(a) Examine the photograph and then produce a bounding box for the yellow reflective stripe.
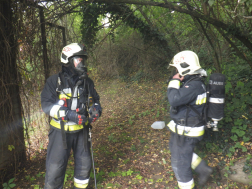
[196,97,206,105]
[167,121,205,137]
[74,182,88,188]
[178,178,195,189]
[59,93,71,99]
[50,119,84,131]
[74,178,89,189]
[191,153,202,170]
[168,80,181,89]
[196,93,207,105]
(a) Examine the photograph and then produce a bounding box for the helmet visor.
[70,56,87,75]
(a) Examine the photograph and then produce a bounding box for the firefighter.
[41,43,102,189]
[167,50,213,189]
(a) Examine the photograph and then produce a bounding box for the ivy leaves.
[208,0,215,7]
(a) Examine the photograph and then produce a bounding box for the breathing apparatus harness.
[171,73,226,132]
[56,70,92,150]
[178,73,226,132]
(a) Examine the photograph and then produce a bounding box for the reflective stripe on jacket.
[41,72,100,132]
[50,119,89,132]
[167,75,206,125]
[167,120,205,137]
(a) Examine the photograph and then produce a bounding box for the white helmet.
[169,50,202,76]
[61,43,88,64]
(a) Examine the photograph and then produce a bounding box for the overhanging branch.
[83,0,252,52]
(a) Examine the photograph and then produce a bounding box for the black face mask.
[68,56,88,78]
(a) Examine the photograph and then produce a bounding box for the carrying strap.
[204,83,210,125]
[56,72,65,94]
[60,121,67,149]
[83,124,89,152]
[186,104,205,127]
[175,123,186,147]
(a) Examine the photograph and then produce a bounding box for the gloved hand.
[89,103,102,123]
[66,110,88,125]
[76,106,86,115]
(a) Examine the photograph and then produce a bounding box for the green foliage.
[33,185,42,189]
[8,145,15,151]
[129,115,135,125]
[135,174,143,180]
[80,1,172,58]
[208,0,215,6]
[81,3,106,47]
[240,0,252,12]
[138,136,145,144]
[106,169,135,179]
[2,178,16,189]
[243,159,252,174]
[36,172,42,178]
[108,133,118,142]
[126,169,133,176]
[25,175,35,182]
[131,144,136,151]
[90,170,105,182]
[197,58,252,161]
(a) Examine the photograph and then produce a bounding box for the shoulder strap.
[56,72,64,92]
[56,72,68,94]
[183,75,205,87]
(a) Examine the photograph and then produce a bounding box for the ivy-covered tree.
[82,0,252,68]
[0,0,26,175]
[81,2,174,59]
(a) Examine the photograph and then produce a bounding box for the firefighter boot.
[195,161,213,186]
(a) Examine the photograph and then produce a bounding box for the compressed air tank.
[207,73,226,121]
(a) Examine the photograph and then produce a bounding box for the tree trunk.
[0,0,26,178]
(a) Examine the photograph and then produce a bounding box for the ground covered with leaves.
[6,76,252,189]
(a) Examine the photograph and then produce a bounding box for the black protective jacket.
[167,75,206,126]
[41,69,100,131]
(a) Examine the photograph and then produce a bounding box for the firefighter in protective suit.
[41,43,102,189]
[167,50,213,189]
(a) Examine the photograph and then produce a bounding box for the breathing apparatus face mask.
[68,56,88,79]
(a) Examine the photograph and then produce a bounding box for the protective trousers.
[44,128,91,189]
[169,132,205,189]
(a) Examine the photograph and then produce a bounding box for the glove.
[89,103,102,123]
[66,110,88,125]
[76,106,86,115]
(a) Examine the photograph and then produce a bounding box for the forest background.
[0,0,252,188]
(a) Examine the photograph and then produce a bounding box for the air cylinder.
[207,73,226,121]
